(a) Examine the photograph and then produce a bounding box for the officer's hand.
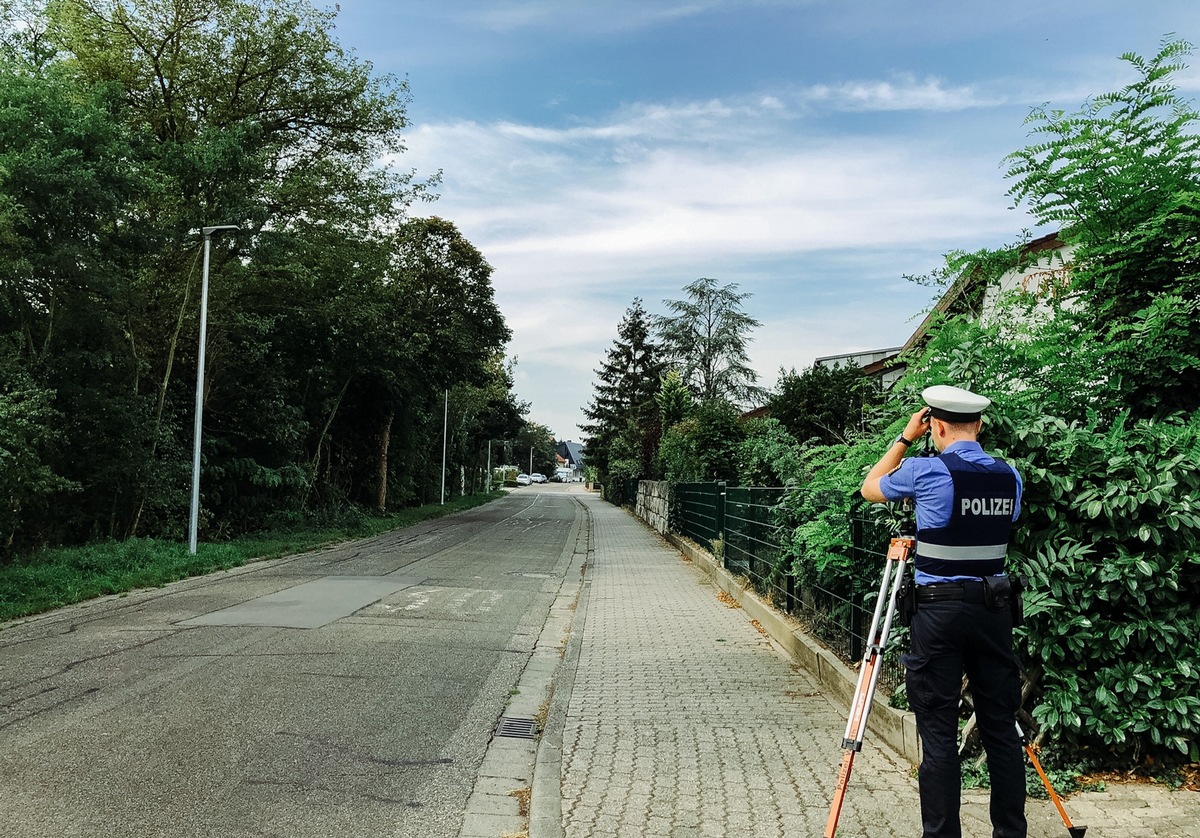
[902,408,931,443]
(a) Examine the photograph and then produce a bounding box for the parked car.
[516,473,531,485]
[530,473,547,483]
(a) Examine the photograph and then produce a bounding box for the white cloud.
[395,86,1037,438]
[802,74,1002,112]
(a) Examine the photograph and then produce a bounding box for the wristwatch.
[894,434,912,447]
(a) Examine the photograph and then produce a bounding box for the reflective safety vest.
[915,451,1018,578]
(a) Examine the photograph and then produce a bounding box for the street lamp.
[188,225,240,554]
[441,389,448,505]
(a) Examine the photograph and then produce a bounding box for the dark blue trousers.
[903,600,1027,838]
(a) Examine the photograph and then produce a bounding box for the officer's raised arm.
[861,407,931,502]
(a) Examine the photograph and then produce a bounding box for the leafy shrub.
[901,299,1200,763]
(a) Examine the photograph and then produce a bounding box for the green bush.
[779,288,1200,767]
[902,301,1200,764]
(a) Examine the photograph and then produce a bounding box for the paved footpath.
[534,494,1200,838]
[548,495,918,837]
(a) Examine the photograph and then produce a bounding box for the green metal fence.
[604,475,640,507]
[674,481,725,544]
[671,482,904,695]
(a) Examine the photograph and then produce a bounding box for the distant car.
[516,473,531,485]
[530,473,547,483]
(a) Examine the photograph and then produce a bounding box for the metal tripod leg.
[1017,720,1087,838]
[823,534,913,838]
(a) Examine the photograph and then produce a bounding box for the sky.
[330,1,1200,443]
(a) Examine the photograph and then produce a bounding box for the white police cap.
[922,384,990,422]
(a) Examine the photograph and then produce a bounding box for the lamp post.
[440,390,448,505]
[188,225,239,554]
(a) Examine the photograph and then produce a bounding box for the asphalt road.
[0,486,588,838]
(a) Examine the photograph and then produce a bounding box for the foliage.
[899,304,1200,762]
[780,41,1200,767]
[655,368,693,429]
[581,298,666,485]
[654,277,766,407]
[511,418,558,478]
[735,417,804,487]
[1005,37,1200,417]
[0,361,79,548]
[658,399,746,484]
[770,362,883,446]
[782,430,891,592]
[0,1,517,556]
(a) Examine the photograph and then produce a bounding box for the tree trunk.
[130,261,197,537]
[376,409,394,512]
[302,374,353,510]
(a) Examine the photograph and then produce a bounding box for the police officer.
[861,385,1026,838]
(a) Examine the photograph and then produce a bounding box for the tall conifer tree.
[581,299,666,483]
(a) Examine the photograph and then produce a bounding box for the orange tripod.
[823,525,914,838]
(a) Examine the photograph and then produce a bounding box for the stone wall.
[634,480,670,534]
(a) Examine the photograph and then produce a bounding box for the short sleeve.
[879,456,955,529]
[879,459,917,502]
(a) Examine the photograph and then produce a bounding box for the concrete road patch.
[178,575,424,629]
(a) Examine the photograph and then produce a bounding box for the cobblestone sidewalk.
[555,496,918,837]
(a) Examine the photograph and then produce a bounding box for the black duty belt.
[916,580,986,604]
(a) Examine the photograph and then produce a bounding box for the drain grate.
[494,716,540,740]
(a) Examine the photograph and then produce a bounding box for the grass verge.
[0,491,505,624]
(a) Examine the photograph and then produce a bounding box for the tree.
[306,216,509,511]
[1,0,57,68]
[0,352,78,550]
[655,368,693,431]
[445,354,525,495]
[769,363,881,446]
[513,420,556,477]
[1004,36,1200,417]
[0,56,157,543]
[0,1,516,549]
[656,399,745,484]
[581,299,666,484]
[654,277,765,407]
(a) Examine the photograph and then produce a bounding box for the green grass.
[0,491,505,624]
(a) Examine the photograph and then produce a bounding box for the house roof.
[557,440,585,465]
[900,231,1064,356]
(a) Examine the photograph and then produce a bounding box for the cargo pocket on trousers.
[901,653,933,713]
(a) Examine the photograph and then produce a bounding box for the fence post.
[715,481,726,567]
[849,511,868,662]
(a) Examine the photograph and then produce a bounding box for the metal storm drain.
[494,716,540,740]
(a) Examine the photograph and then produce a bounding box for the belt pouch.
[983,575,1012,612]
[897,579,916,627]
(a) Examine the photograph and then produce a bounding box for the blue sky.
[331,1,1200,443]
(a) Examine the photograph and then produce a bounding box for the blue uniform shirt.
[878,440,1023,585]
